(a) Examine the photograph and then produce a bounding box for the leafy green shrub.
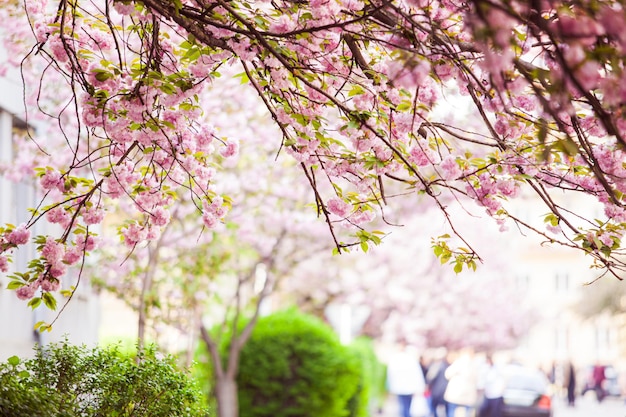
[0,341,210,417]
[237,309,361,417]
[192,340,218,411]
[345,337,386,417]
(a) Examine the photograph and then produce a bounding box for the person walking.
[426,350,450,417]
[477,355,506,417]
[444,347,479,417]
[591,363,606,402]
[387,343,427,417]
[563,361,577,407]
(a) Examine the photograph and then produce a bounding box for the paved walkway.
[552,394,625,417]
[378,394,626,417]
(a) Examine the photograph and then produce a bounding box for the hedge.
[0,341,209,417]
[237,309,362,417]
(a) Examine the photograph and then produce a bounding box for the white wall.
[0,106,101,360]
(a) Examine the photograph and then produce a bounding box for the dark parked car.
[502,364,552,417]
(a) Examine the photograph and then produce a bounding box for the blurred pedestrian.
[426,349,449,417]
[420,355,430,381]
[444,347,479,417]
[387,342,426,417]
[477,355,505,417]
[591,363,606,402]
[563,360,576,407]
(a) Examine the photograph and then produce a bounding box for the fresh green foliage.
[345,338,386,417]
[0,341,210,417]
[236,309,362,417]
[193,317,384,417]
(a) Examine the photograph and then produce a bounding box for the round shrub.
[345,337,386,417]
[237,309,361,417]
[0,341,210,417]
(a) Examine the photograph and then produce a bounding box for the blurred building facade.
[0,65,100,360]
[509,191,625,384]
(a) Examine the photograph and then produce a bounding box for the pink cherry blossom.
[599,233,615,247]
[63,247,83,265]
[327,197,352,218]
[45,207,71,228]
[220,140,240,158]
[269,15,295,34]
[39,169,63,191]
[82,207,105,225]
[121,223,147,247]
[408,146,431,167]
[75,234,98,252]
[439,156,461,180]
[0,255,9,273]
[16,284,37,300]
[202,212,218,229]
[150,206,171,227]
[385,59,431,89]
[40,277,61,292]
[2,0,626,309]
[41,238,65,264]
[7,224,30,245]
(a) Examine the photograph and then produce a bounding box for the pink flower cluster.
[202,196,229,229]
[0,224,31,273]
[327,197,352,218]
[3,226,94,300]
[39,169,64,193]
[7,224,30,245]
[5,0,626,303]
[384,59,431,90]
[0,255,8,273]
[15,275,61,300]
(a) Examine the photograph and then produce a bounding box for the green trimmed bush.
[0,341,210,417]
[346,337,386,417]
[237,309,362,417]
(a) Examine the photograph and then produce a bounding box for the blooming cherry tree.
[283,206,534,351]
[88,72,336,417]
[2,0,626,312]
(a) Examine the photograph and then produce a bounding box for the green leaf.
[440,253,451,264]
[348,85,365,97]
[7,356,19,366]
[94,70,112,82]
[234,71,250,84]
[28,297,41,310]
[396,101,412,112]
[34,321,52,333]
[544,213,559,226]
[369,235,381,245]
[7,280,25,290]
[555,137,579,156]
[468,260,477,271]
[454,262,463,274]
[42,292,58,310]
[60,289,73,298]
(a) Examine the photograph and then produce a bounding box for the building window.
[555,326,569,354]
[595,326,610,356]
[554,273,570,293]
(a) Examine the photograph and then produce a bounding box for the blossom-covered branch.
[2,0,626,311]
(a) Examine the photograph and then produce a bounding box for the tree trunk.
[137,257,154,352]
[137,241,163,354]
[215,375,239,417]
